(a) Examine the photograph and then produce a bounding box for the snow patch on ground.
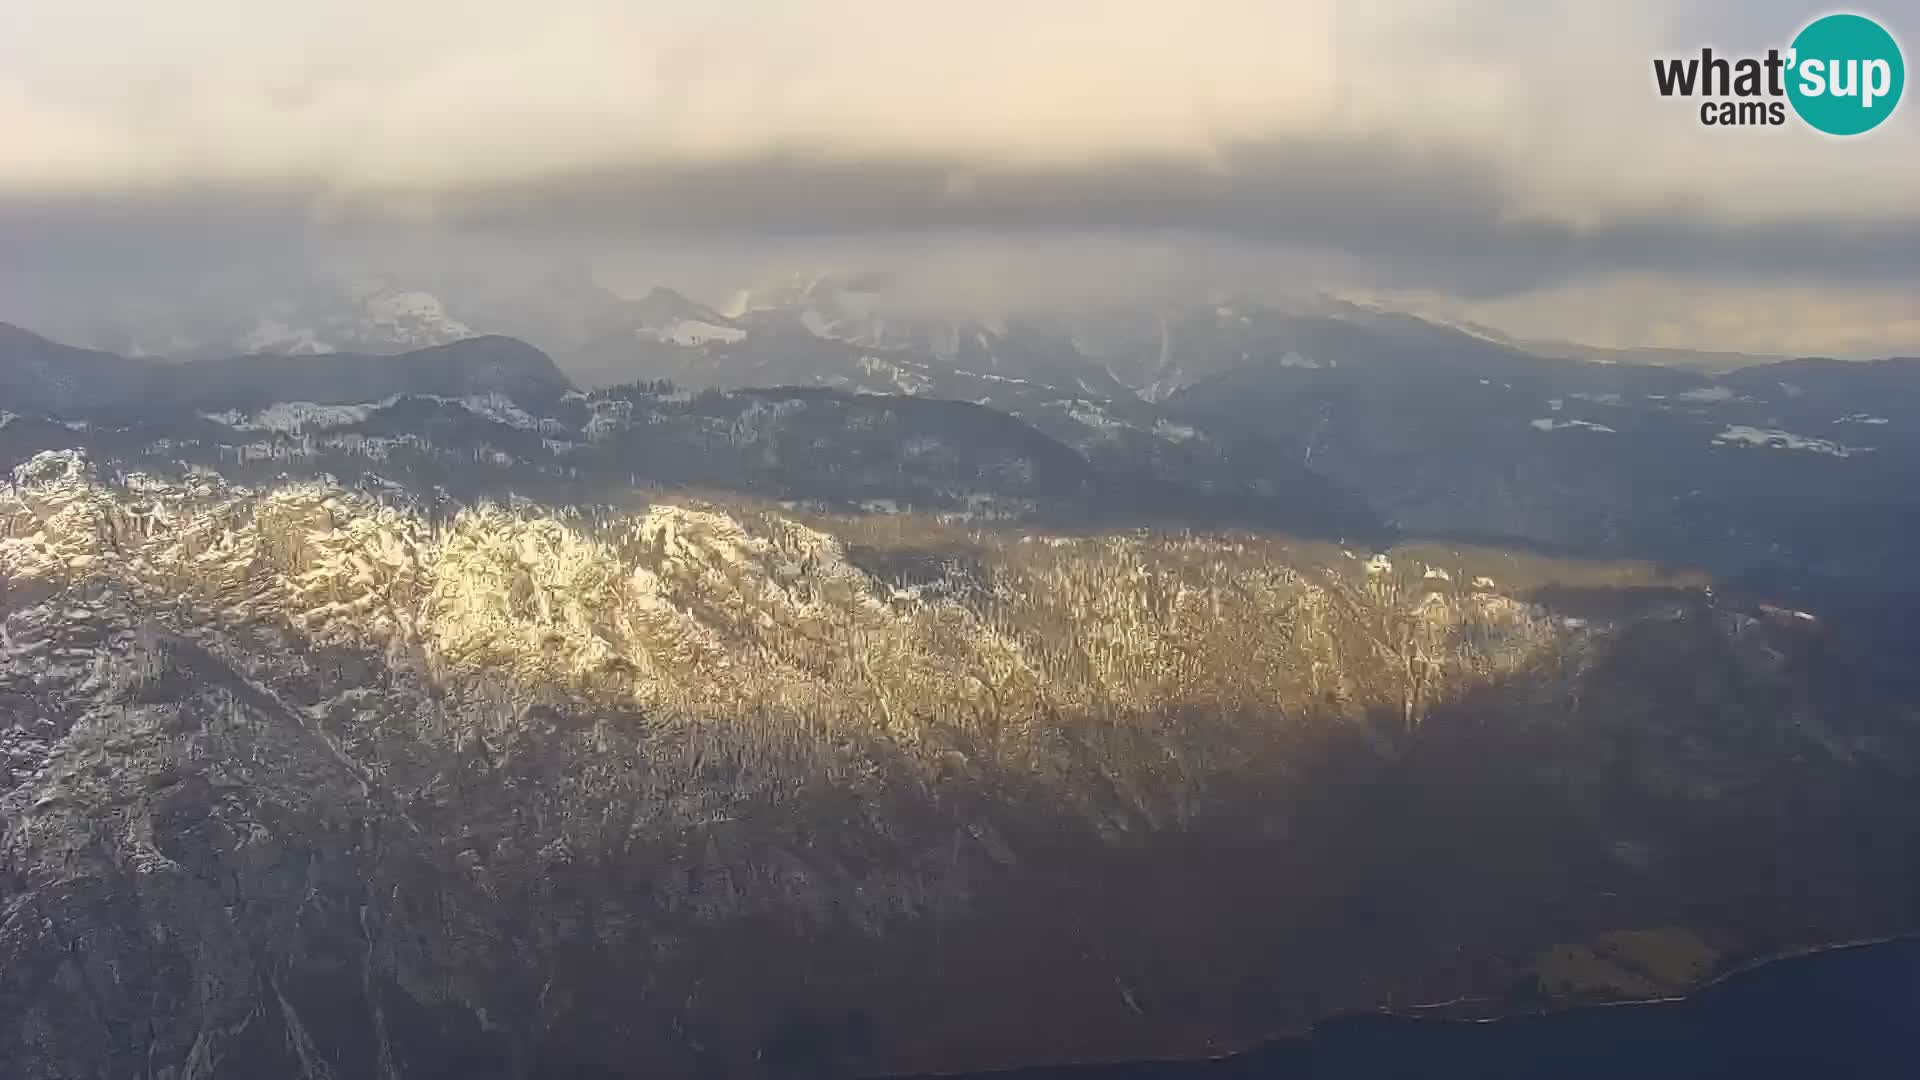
[362,290,473,346]
[204,394,538,435]
[583,399,634,441]
[799,309,835,339]
[1153,420,1198,443]
[240,319,336,355]
[207,402,377,433]
[1835,414,1890,425]
[1676,385,1737,403]
[453,394,538,430]
[1530,418,1617,433]
[956,370,1032,386]
[648,319,746,347]
[857,356,931,395]
[936,493,1033,524]
[1064,400,1131,433]
[1713,426,1864,457]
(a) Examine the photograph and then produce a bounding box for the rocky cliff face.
[5,449,1919,1078]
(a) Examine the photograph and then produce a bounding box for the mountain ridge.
[3,308,1919,1075]
[2,327,577,417]
[4,442,1918,1077]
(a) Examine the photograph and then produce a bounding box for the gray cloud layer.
[2,1,1915,354]
[12,136,1914,291]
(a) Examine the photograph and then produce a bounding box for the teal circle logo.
[1787,14,1905,135]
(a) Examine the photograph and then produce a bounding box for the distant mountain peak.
[0,321,145,414]
[633,285,718,318]
[0,321,58,347]
[623,288,744,348]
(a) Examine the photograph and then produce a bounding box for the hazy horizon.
[3,0,1916,357]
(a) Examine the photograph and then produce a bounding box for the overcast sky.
[2,0,1914,355]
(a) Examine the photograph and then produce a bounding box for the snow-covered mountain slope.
[229,286,473,356]
[0,449,1540,752]
[10,313,1920,610]
[4,301,1918,1078]
[1164,337,1920,600]
[4,366,1383,540]
[6,441,1920,1078]
[114,280,480,361]
[571,276,1139,410]
[625,286,744,344]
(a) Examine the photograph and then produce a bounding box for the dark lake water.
[898,938,1920,1080]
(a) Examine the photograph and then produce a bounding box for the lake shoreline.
[880,934,1920,1079]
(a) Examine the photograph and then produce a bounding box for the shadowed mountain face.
[0,327,574,418]
[1166,331,1920,602]
[471,292,1920,617]
[3,449,1917,1079]
[906,940,1920,1080]
[0,323,145,415]
[17,289,1915,606]
[1,330,1386,539]
[2,322,1919,1078]
[155,335,577,414]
